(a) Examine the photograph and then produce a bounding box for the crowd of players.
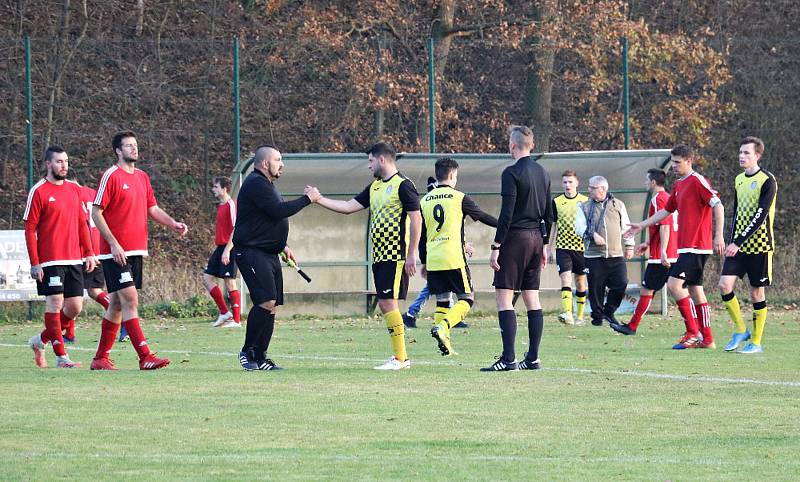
[23,127,777,371]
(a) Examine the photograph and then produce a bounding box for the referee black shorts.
[36,264,84,297]
[234,247,283,306]
[668,253,708,287]
[556,248,586,275]
[204,245,238,278]
[83,262,106,290]
[372,260,409,300]
[641,263,670,292]
[102,256,144,293]
[493,228,544,291]
[427,266,472,296]
[721,251,772,287]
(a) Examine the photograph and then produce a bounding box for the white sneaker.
[56,356,82,368]
[212,312,233,327]
[557,312,575,325]
[29,334,47,368]
[373,356,410,370]
[221,320,241,328]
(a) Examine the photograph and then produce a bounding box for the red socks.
[122,318,151,359]
[628,294,653,330]
[696,302,713,343]
[676,296,699,335]
[96,291,111,309]
[60,311,76,340]
[209,286,229,314]
[44,312,66,356]
[95,318,119,360]
[229,290,241,323]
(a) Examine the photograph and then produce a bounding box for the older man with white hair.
[575,176,634,327]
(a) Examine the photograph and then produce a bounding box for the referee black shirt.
[494,155,554,245]
[232,169,310,254]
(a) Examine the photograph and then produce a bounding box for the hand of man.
[84,256,98,273]
[489,248,500,272]
[724,242,739,257]
[173,221,189,237]
[420,265,427,279]
[660,252,671,267]
[30,265,43,282]
[283,246,298,265]
[111,242,127,266]
[623,223,643,238]
[221,246,232,265]
[592,232,606,246]
[624,247,634,260]
[304,185,321,203]
[464,242,475,258]
[635,242,648,255]
[713,235,726,256]
[404,252,417,277]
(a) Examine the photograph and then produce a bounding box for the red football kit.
[664,172,720,254]
[215,198,236,246]
[647,190,678,263]
[80,185,101,253]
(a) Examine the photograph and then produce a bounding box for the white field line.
[2,342,799,387]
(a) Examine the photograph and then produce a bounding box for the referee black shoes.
[480,357,518,372]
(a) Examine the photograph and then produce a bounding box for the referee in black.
[221,144,320,371]
[482,125,553,372]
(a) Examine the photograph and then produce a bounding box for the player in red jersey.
[625,145,725,349]
[611,168,678,335]
[89,131,188,370]
[203,176,241,328]
[24,146,97,368]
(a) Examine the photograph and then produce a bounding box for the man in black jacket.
[483,125,553,372]
[222,144,320,371]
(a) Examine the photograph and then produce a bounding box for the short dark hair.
[740,136,765,155]
[213,176,231,191]
[44,145,66,162]
[253,144,279,163]
[112,130,137,154]
[435,157,459,182]
[562,169,577,178]
[365,142,396,161]
[670,144,693,160]
[509,125,535,150]
[647,168,666,186]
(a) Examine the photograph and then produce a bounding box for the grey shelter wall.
[232,150,671,314]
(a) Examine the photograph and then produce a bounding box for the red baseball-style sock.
[628,294,653,330]
[94,318,119,360]
[122,318,151,360]
[676,296,699,335]
[229,290,241,323]
[209,286,229,314]
[96,291,111,309]
[60,311,76,340]
[696,302,713,342]
[45,312,67,356]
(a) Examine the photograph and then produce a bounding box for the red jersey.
[80,185,101,253]
[664,172,720,254]
[215,198,236,246]
[94,165,157,258]
[647,190,678,263]
[23,179,93,267]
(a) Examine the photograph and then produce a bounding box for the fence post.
[622,37,630,150]
[25,36,33,191]
[233,37,241,167]
[427,37,436,153]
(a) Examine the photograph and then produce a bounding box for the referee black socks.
[498,310,517,362]
[526,310,543,362]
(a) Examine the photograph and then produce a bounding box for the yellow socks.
[722,292,746,333]
[560,288,572,314]
[752,301,767,345]
[445,300,471,330]
[575,290,587,319]
[384,310,407,361]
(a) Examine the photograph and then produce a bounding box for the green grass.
[1,308,799,481]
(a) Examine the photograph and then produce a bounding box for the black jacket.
[494,155,554,245]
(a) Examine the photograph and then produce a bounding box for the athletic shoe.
[402,312,417,328]
[374,356,411,370]
[558,312,575,325]
[604,313,621,326]
[139,353,170,370]
[90,357,117,370]
[479,357,518,372]
[63,335,75,344]
[452,321,470,329]
[590,317,604,326]
[28,334,47,368]
[518,354,541,370]
[212,311,233,327]
[118,326,129,342]
[610,322,636,336]
[259,358,284,370]
[697,340,716,349]
[56,356,82,368]
[672,332,701,350]
[737,342,762,354]
[724,330,751,352]
[574,316,585,326]
[221,321,241,328]
[431,325,455,356]
[238,350,261,371]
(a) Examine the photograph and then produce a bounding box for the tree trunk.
[526,1,556,152]
[374,31,388,138]
[136,0,144,36]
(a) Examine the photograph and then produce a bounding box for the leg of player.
[739,285,766,354]
[204,272,232,327]
[375,298,411,370]
[689,285,715,349]
[574,273,588,325]
[224,277,241,326]
[480,288,519,371]
[719,275,749,351]
[667,277,701,349]
[558,270,575,325]
[403,285,429,328]
[56,296,83,367]
[518,289,543,370]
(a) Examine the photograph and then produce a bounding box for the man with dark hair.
[90,131,188,370]
[547,169,589,325]
[419,157,497,356]
[222,145,320,370]
[204,176,241,328]
[483,125,553,372]
[24,146,97,368]
[719,136,777,354]
[626,144,725,349]
[611,168,678,335]
[316,142,422,370]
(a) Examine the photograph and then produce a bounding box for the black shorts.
[102,256,144,293]
[83,262,106,290]
[234,247,283,306]
[556,249,586,275]
[372,260,409,300]
[204,245,238,278]
[668,253,708,287]
[642,263,670,292]
[493,228,544,291]
[427,266,472,295]
[36,264,84,297]
[721,251,772,287]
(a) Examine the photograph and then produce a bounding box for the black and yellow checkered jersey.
[553,193,589,251]
[354,173,420,262]
[730,168,777,254]
[419,185,498,271]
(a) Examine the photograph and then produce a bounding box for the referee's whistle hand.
[489,250,501,271]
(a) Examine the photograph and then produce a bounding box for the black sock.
[498,310,517,362]
[258,310,276,358]
[242,306,263,352]
[526,309,544,361]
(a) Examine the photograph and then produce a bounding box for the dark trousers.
[585,257,628,322]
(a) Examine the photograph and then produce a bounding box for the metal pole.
[233,37,241,167]
[427,37,436,153]
[25,36,33,190]
[622,37,630,150]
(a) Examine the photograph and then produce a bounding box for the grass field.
[1,308,799,481]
